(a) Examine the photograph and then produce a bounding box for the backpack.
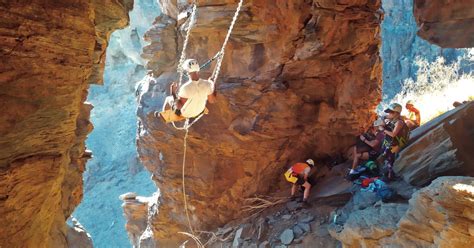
[284,169,298,184]
[373,179,394,202]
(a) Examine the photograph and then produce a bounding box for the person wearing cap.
[350,118,385,174]
[159,58,217,120]
[380,103,410,179]
[285,159,316,205]
[404,100,421,130]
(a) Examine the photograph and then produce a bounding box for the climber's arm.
[175,97,188,110]
[207,79,217,104]
[207,93,216,103]
[384,120,402,137]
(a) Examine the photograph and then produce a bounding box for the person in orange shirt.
[404,100,421,130]
[284,159,315,206]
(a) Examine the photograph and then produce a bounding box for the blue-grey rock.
[232,227,243,247]
[297,215,314,223]
[279,229,294,245]
[282,214,292,220]
[286,201,299,211]
[293,225,304,237]
[297,223,311,233]
[258,241,270,248]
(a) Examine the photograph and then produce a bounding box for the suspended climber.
[157,59,217,122]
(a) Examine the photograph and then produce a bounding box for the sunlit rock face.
[0,0,132,247]
[329,176,474,247]
[136,0,383,245]
[414,0,474,48]
[72,0,158,247]
[380,0,465,100]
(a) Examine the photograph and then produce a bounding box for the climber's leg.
[290,183,297,199]
[157,96,186,123]
[162,96,175,112]
[302,181,312,201]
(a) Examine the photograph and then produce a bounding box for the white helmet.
[306,159,315,167]
[182,59,200,72]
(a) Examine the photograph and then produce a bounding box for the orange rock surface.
[136,0,383,245]
[414,0,474,48]
[0,1,132,246]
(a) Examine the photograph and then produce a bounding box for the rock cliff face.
[414,0,474,48]
[0,1,132,247]
[380,0,466,100]
[136,0,383,245]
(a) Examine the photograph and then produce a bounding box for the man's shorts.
[296,177,316,186]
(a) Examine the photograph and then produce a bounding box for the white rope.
[210,0,244,83]
[177,2,198,88]
[182,128,195,235]
[175,2,244,244]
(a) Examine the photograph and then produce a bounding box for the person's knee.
[303,182,311,189]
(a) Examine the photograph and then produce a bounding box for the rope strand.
[182,128,195,235]
[177,2,198,88]
[210,0,244,83]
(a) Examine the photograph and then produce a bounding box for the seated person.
[159,59,217,121]
[349,119,385,175]
[404,100,421,130]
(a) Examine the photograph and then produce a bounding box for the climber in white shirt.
[158,59,217,121]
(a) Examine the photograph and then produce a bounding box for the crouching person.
[284,159,316,206]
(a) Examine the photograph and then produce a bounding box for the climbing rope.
[177,1,198,88]
[177,2,244,243]
[182,128,195,235]
[172,0,243,130]
[210,0,244,83]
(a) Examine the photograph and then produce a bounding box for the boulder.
[330,176,474,247]
[120,194,156,247]
[279,229,294,245]
[66,218,93,248]
[329,203,408,247]
[394,102,474,186]
[385,176,474,247]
